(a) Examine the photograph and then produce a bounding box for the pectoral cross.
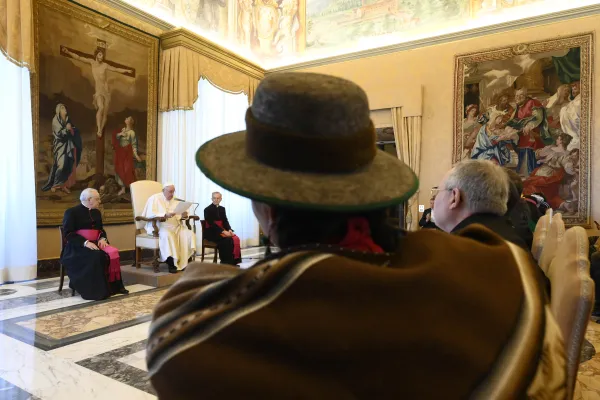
[60,40,136,177]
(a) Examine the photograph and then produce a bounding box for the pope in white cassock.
[141,182,196,273]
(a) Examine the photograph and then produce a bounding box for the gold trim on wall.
[160,28,264,80]
[33,0,159,226]
[452,33,594,228]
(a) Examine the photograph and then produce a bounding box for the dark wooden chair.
[58,226,76,296]
[200,220,218,263]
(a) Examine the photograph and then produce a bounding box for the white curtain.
[158,78,259,249]
[0,52,37,283]
[392,107,423,232]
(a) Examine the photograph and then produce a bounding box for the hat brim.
[196,131,419,212]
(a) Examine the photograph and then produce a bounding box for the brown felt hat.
[196,72,418,211]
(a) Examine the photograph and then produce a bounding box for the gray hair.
[444,160,509,216]
[212,192,222,197]
[80,188,99,202]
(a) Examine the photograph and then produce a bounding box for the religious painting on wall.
[305,0,469,52]
[33,0,159,226]
[471,0,544,16]
[234,0,306,58]
[453,33,593,226]
[124,0,229,36]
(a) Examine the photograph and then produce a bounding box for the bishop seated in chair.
[141,182,196,273]
[61,188,128,300]
[203,192,242,265]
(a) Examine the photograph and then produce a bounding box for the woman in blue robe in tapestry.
[42,103,82,194]
[471,109,519,166]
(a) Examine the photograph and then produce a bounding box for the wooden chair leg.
[153,249,160,273]
[58,263,64,293]
[201,244,205,262]
[134,247,139,268]
[213,247,218,263]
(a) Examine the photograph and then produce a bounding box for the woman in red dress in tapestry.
[522,134,578,212]
[112,116,142,195]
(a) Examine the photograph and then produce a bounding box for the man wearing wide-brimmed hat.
[146,73,566,398]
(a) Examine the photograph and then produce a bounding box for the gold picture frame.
[453,33,593,227]
[33,0,159,226]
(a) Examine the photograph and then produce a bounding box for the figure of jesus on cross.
[61,40,135,139]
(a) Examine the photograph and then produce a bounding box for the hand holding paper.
[173,201,192,215]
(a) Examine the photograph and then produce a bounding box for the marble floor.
[0,255,261,400]
[1,265,600,399]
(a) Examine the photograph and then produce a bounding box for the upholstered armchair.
[130,181,166,273]
[546,227,594,398]
[130,181,200,272]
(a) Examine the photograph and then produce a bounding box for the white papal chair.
[130,180,165,273]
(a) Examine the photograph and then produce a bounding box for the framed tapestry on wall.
[453,33,594,227]
[33,0,159,226]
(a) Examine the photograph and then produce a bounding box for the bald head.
[212,192,222,206]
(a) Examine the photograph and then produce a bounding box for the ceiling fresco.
[121,0,599,68]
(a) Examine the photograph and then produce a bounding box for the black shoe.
[117,288,130,295]
[168,266,178,274]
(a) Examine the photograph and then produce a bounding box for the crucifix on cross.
[60,40,136,176]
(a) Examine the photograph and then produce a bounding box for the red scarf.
[337,217,384,253]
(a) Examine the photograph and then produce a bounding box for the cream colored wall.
[299,16,599,226]
[37,224,136,260]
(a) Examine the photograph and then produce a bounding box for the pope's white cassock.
[141,191,196,270]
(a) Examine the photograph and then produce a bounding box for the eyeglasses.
[430,187,453,197]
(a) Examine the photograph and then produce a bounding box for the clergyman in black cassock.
[61,201,128,300]
[203,202,241,265]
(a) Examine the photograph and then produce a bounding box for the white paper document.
[173,201,192,215]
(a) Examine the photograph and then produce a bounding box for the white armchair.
[130,180,165,273]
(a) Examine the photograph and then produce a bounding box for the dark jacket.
[452,213,529,251]
[452,213,552,299]
[60,204,111,300]
[506,199,535,249]
[419,208,439,230]
[203,203,232,242]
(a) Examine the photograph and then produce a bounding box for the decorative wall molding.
[268,4,600,73]
[161,28,264,80]
[82,0,174,32]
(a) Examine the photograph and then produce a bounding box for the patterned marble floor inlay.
[77,340,154,395]
[0,289,18,296]
[0,290,75,311]
[15,289,167,340]
[22,278,69,291]
[118,349,148,372]
[575,321,600,399]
